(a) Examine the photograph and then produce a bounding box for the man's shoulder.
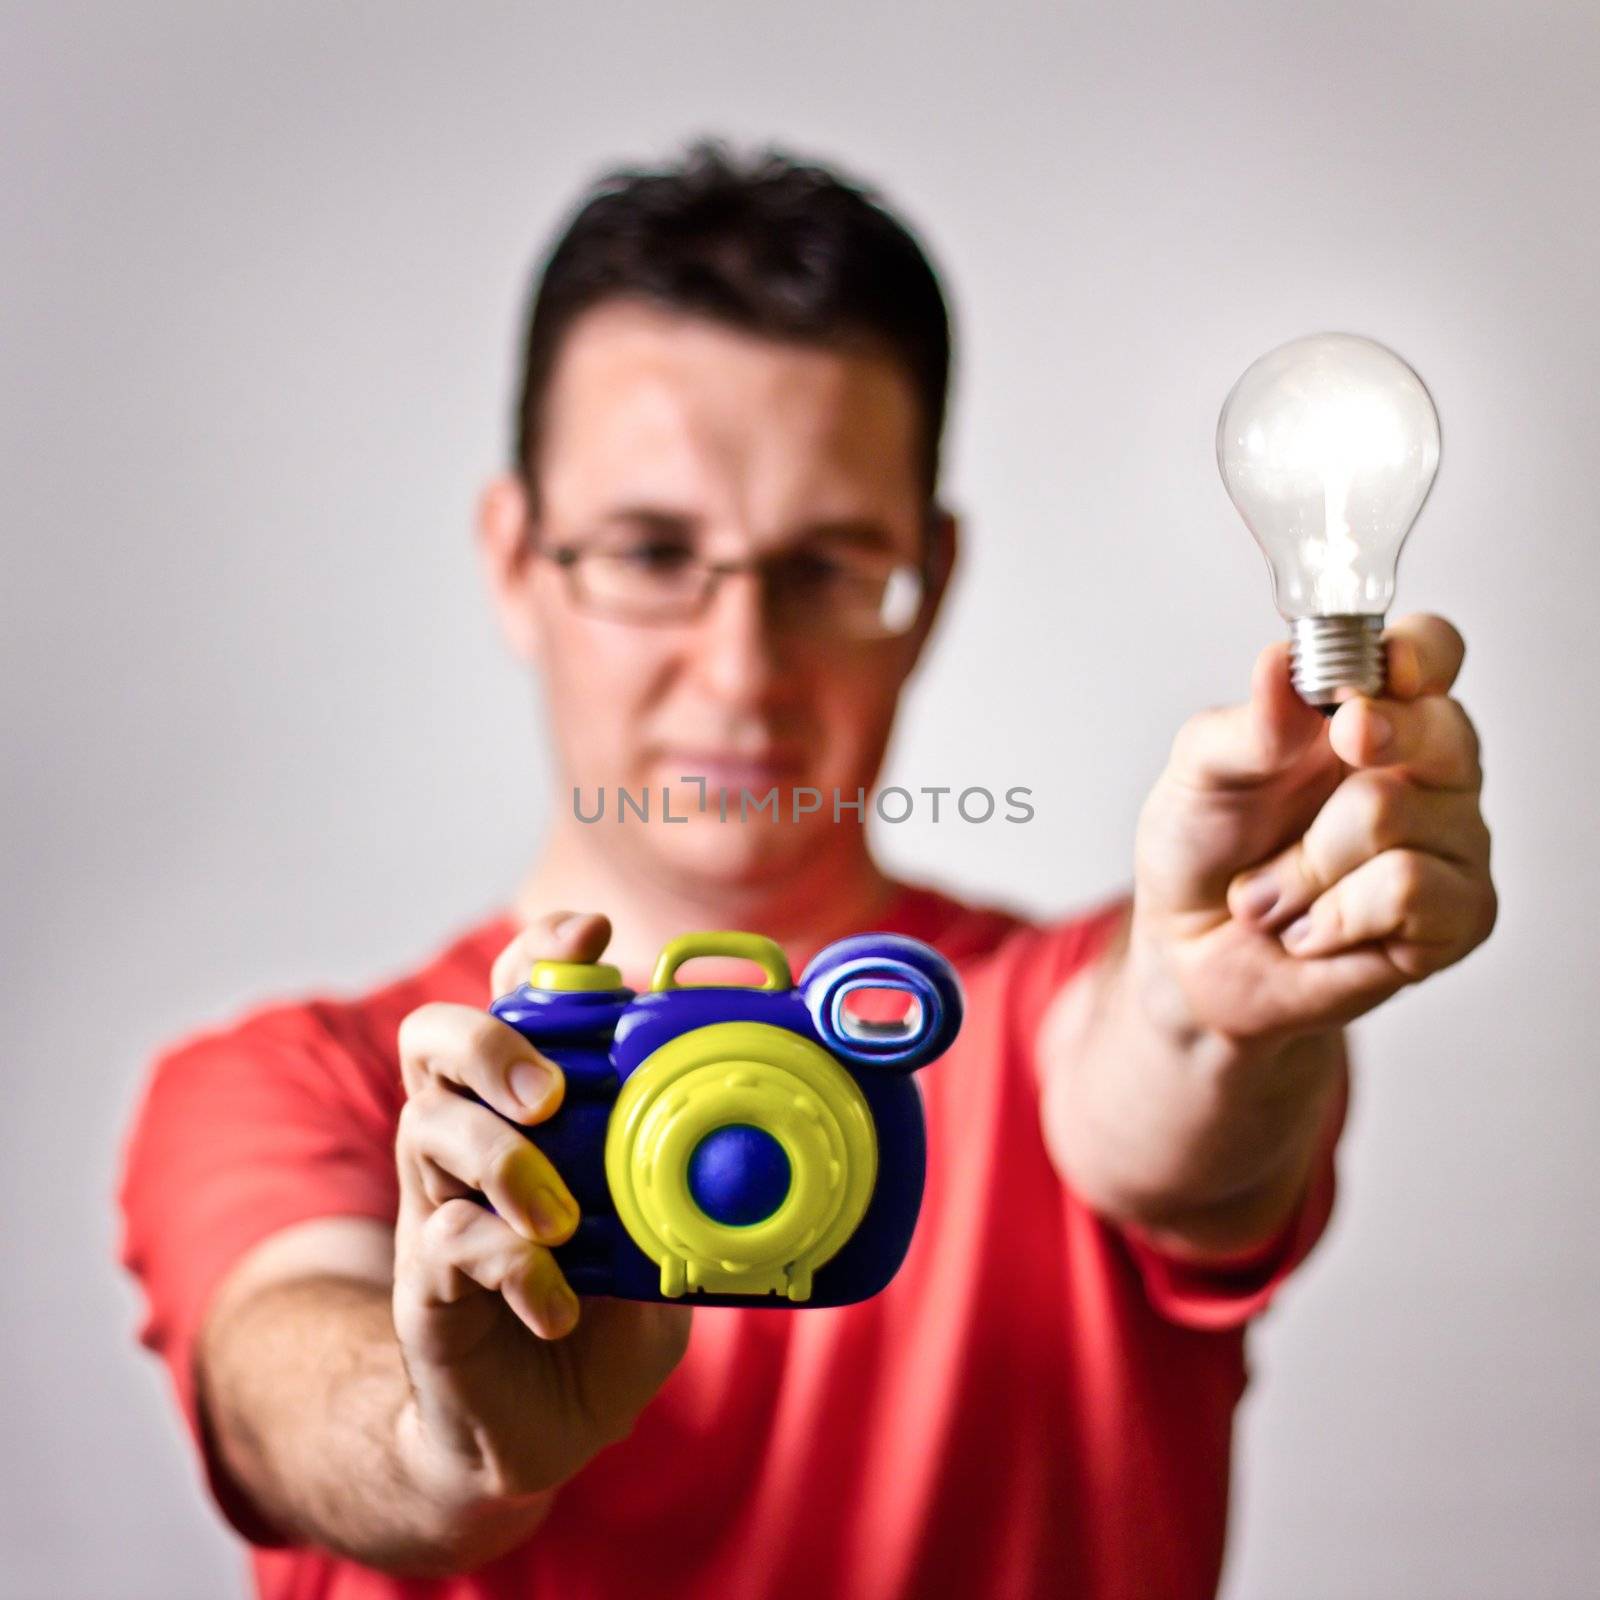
[895,878,1130,974]
[150,908,518,1087]
[310,908,519,1050]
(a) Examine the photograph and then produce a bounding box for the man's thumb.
[1168,641,1327,789]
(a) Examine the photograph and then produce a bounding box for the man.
[118,141,1496,1599]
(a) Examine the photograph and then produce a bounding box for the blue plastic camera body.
[486,930,963,1308]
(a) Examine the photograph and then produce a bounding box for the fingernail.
[1235,873,1279,922]
[528,1184,578,1241]
[553,911,588,934]
[510,1059,559,1114]
[1282,913,1314,950]
[1368,711,1394,749]
[543,1281,580,1337]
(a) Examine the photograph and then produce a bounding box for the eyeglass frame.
[523,505,948,641]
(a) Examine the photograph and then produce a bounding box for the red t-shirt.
[117,881,1342,1600]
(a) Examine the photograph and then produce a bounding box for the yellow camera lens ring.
[605,1021,877,1301]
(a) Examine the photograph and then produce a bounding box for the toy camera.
[486,930,963,1307]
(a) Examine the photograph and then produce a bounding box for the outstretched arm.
[1038,906,1347,1257]
[198,1218,557,1578]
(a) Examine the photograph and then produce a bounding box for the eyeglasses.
[533,531,930,641]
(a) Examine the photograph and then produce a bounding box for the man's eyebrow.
[599,507,698,535]
[596,508,900,551]
[792,517,899,551]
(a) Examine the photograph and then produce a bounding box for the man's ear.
[476,474,543,664]
[902,503,960,669]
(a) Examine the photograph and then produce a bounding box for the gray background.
[4,2,1596,1596]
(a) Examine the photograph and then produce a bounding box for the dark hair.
[512,139,953,511]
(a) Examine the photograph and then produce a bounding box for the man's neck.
[512,814,905,984]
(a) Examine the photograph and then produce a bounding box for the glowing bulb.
[1217,332,1441,709]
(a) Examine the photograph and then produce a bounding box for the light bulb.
[1216,331,1441,709]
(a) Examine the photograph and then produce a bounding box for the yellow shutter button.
[528,959,626,992]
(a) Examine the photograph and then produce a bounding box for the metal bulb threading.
[1290,614,1386,712]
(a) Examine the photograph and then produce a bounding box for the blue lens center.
[687,1123,792,1226]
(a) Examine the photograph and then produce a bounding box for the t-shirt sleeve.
[116,1005,401,1543]
[1011,892,1346,1332]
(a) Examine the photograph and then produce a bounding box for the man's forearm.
[199,1276,553,1577]
[1041,917,1347,1258]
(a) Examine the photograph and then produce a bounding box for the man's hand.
[192,910,691,1577]
[1041,613,1496,1255]
[392,910,692,1515]
[1132,612,1497,1054]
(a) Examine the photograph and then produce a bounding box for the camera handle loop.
[650,931,793,993]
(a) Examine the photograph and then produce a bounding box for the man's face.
[479,298,953,892]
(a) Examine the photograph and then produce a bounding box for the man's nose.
[691,568,784,703]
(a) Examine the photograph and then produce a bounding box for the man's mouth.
[655,749,809,793]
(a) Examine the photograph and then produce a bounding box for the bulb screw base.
[1290,614,1386,712]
